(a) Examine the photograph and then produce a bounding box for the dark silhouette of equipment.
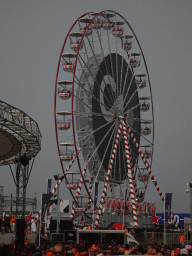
[15,219,25,251]
[50,218,73,233]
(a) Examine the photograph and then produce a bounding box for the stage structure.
[0,100,41,217]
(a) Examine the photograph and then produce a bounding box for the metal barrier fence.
[135,231,180,245]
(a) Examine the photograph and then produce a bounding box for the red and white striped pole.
[70,166,87,217]
[122,121,138,228]
[126,125,179,230]
[37,147,81,218]
[129,153,139,199]
[94,121,123,227]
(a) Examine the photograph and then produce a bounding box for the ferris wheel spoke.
[74,77,114,114]
[77,53,116,112]
[114,13,119,98]
[127,103,140,112]
[121,36,137,98]
[106,23,116,96]
[123,74,142,111]
[130,125,153,145]
[83,120,118,179]
[81,36,116,111]
[94,27,116,104]
[119,39,126,96]
[73,94,92,111]
[73,111,113,118]
[76,120,116,153]
[120,35,136,96]
[93,121,120,184]
[74,121,119,209]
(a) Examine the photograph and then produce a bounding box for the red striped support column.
[129,153,139,199]
[70,166,87,217]
[126,125,179,230]
[122,121,138,228]
[134,157,139,199]
[94,121,123,227]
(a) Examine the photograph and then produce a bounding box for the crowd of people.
[0,213,39,235]
[0,213,16,234]
[0,239,192,256]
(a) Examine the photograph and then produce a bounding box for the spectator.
[10,212,16,233]
[53,243,65,256]
[179,234,185,246]
[165,247,172,256]
[145,246,153,255]
[31,217,37,234]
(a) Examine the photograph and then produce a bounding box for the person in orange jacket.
[10,212,16,233]
[179,234,185,246]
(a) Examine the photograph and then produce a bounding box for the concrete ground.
[0,232,36,245]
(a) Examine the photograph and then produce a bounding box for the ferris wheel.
[54,11,155,228]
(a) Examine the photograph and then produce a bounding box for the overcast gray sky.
[0,0,192,214]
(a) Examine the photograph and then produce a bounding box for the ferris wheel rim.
[54,10,155,218]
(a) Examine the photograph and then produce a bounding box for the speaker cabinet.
[15,218,25,250]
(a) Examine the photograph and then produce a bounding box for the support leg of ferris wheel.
[122,121,138,228]
[37,147,81,218]
[126,125,179,230]
[70,165,88,217]
[129,153,139,199]
[94,121,123,228]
